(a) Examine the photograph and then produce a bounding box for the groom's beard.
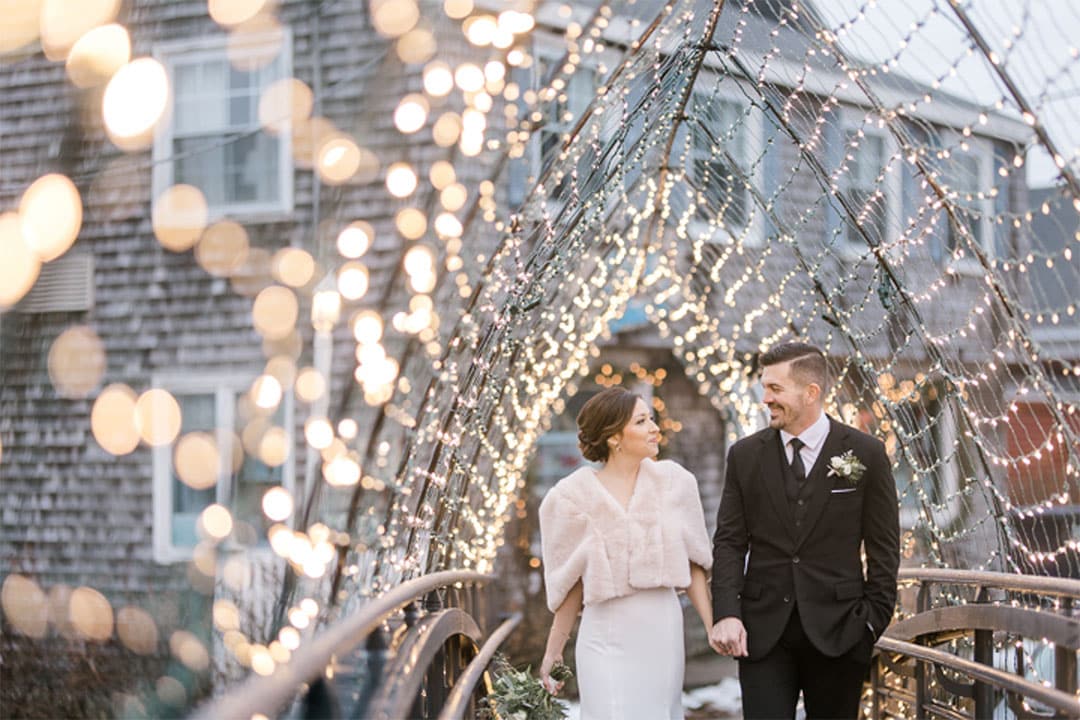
[766,403,801,431]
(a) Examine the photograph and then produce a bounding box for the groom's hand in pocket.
[710,617,747,657]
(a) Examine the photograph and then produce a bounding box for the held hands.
[539,653,565,695]
[710,617,748,657]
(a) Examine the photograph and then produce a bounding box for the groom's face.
[760,361,817,433]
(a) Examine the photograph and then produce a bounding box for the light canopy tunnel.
[303,0,1080,622]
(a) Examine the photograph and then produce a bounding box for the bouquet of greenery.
[481,654,574,720]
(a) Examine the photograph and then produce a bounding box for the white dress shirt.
[780,410,830,476]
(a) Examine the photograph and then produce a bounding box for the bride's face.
[610,398,660,460]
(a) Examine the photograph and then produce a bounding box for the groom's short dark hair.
[759,342,827,390]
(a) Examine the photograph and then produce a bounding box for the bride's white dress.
[575,586,684,720]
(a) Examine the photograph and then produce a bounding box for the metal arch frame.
[364,607,483,720]
[437,613,524,720]
[872,569,1080,720]
[189,570,490,720]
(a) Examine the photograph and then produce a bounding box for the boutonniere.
[827,450,866,486]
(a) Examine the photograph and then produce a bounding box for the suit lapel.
[760,430,797,543]
[795,417,849,548]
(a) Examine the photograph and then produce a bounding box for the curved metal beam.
[898,568,1080,599]
[876,637,1080,717]
[437,613,524,720]
[885,604,1080,649]
[190,571,490,720]
[365,607,482,720]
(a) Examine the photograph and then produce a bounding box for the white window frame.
[940,131,995,273]
[684,82,765,247]
[836,108,902,258]
[152,31,294,220]
[152,374,295,564]
[531,46,599,182]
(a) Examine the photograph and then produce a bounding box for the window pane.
[690,96,749,228]
[175,137,228,207]
[231,394,285,547]
[225,133,280,204]
[174,60,228,134]
[171,393,217,549]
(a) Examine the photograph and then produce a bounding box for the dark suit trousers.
[738,608,872,720]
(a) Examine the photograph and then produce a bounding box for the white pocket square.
[830,488,857,494]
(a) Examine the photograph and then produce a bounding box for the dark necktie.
[789,438,806,482]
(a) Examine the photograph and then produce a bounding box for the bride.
[538,387,715,719]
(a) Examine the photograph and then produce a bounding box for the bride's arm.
[687,563,713,636]
[540,579,583,693]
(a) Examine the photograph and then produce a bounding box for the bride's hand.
[710,617,748,657]
[539,654,564,695]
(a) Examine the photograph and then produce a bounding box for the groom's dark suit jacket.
[711,417,900,661]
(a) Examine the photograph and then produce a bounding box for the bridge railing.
[872,568,1080,719]
[190,569,520,720]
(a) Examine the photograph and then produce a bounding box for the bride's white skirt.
[575,586,685,720]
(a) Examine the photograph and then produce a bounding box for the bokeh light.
[174,432,221,490]
[65,23,130,88]
[337,262,370,300]
[336,221,373,259]
[103,57,168,149]
[453,63,484,92]
[272,249,315,289]
[429,160,456,189]
[152,185,209,253]
[422,61,454,96]
[431,112,462,147]
[19,173,82,262]
[317,135,363,185]
[395,27,436,64]
[1,575,48,638]
[200,504,233,540]
[443,0,473,20]
[208,0,270,27]
[69,586,114,642]
[324,455,361,486]
[226,14,285,72]
[261,486,293,521]
[304,417,334,449]
[253,285,299,339]
[258,426,290,466]
[370,0,418,38]
[264,355,298,390]
[259,77,314,135]
[351,310,384,345]
[133,388,183,447]
[403,245,435,276]
[251,374,283,410]
[337,418,358,440]
[463,15,497,46]
[395,207,427,239]
[196,220,250,277]
[295,367,326,403]
[116,606,159,655]
[48,325,106,399]
[0,0,42,54]
[170,630,210,671]
[385,162,418,198]
[40,0,120,61]
[91,384,140,455]
[393,94,429,134]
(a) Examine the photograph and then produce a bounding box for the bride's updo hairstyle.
[576,387,639,463]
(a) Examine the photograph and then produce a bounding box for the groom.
[710,342,900,719]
